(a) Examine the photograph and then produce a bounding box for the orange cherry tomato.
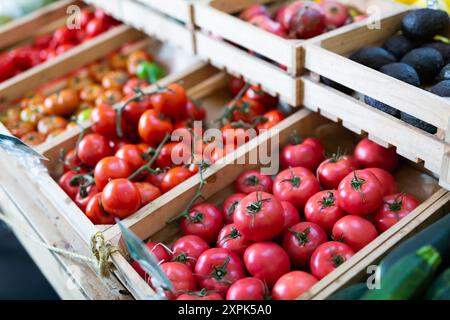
[9,121,35,138]
[95,89,123,106]
[44,89,79,116]
[160,166,194,193]
[101,70,129,90]
[109,52,128,70]
[20,104,45,125]
[37,116,68,135]
[127,50,152,75]
[21,131,46,145]
[80,84,104,103]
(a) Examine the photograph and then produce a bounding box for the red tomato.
[75,185,98,212]
[171,235,209,270]
[228,77,246,96]
[79,9,94,29]
[151,83,187,121]
[226,277,268,300]
[186,99,206,121]
[282,222,327,269]
[317,155,359,189]
[85,193,115,225]
[245,85,278,109]
[161,262,196,298]
[108,138,130,153]
[122,94,152,125]
[145,170,166,189]
[155,142,178,168]
[304,190,345,234]
[122,77,148,96]
[273,167,321,211]
[77,133,113,167]
[244,242,290,288]
[354,138,398,172]
[115,144,145,172]
[222,193,246,224]
[234,192,284,241]
[235,170,273,194]
[58,170,84,200]
[63,148,83,171]
[363,167,398,196]
[180,203,224,243]
[101,179,141,219]
[52,27,79,46]
[280,137,325,172]
[374,193,420,233]
[138,109,173,146]
[332,215,378,252]
[337,170,384,215]
[132,241,172,279]
[231,98,265,123]
[0,56,16,82]
[278,201,301,237]
[94,156,131,191]
[91,104,118,138]
[221,123,255,147]
[195,248,246,297]
[177,290,223,300]
[85,18,108,38]
[272,271,318,300]
[217,224,252,257]
[310,241,355,280]
[135,182,161,207]
[160,166,194,193]
[256,110,285,131]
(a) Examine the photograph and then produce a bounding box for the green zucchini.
[425,268,450,300]
[361,246,441,300]
[379,213,450,277]
[327,283,368,300]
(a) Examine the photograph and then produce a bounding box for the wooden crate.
[302,8,450,189]
[84,0,195,54]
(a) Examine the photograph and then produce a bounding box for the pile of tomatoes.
[0,8,118,83]
[58,78,284,225]
[132,135,421,300]
[1,45,160,145]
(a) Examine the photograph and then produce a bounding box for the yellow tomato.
[20,104,45,125]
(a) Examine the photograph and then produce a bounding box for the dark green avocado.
[401,48,444,83]
[349,47,396,70]
[401,112,437,134]
[402,9,450,41]
[437,64,450,81]
[422,41,450,61]
[430,80,450,97]
[320,76,354,95]
[383,35,415,59]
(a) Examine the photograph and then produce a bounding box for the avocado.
[437,64,450,81]
[422,41,450,61]
[401,48,445,83]
[402,9,450,41]
[400,112,437,134]
[349,47,396,70]
[382,35,414,59]
[364,96,400,117]
[321,76,354,95]
[430,80,450,97]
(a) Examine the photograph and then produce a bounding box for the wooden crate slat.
[136,0,193,23]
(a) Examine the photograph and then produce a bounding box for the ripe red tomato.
[244,242,290,287]
[91,104,118,138]
[63,148,83,171]
[272,271,318,300]
[75,185,98,212]
[85,18,108,38]
[221,123,254,146]
[354,138,398,172]
[101,179,141,219]
[171,235,209,270]
[337,170,384,215]
[138,109,173,146]
[231,98,265,123]
[123,77,148,96]
[177,290,223,300]
[317,154,359,189]
[77,133,113,167]
[132,241,171,279]
[145,170,166,189]
[226,277,268,300]
[161,262,196,298]
[256,110,285,131]
[304,190,345,234]
[79,9,94,29]
[374,193,420,233]
[278,201,301,237]
[332,215,378,252]
[85,193,115,225]
[363,167,398,196]
[94,156,131,191]
[58,170,84,200]
[186,99,206,121]
[234,192,284,241]
[155,142,178,168]
[217,224,252,257]
[228,77,246,96]
[52,27,79,46]
[310,241,355,280]
[115,144,146,172]
[160,166,194,193]
[273,167,321,210]
[280,137,325,172]
[151,83,187,121]
[282,222,327,269]
[235,170,273,194]
[195,248,246,297]
[245,85,278,109]
[180,203,224,243]
[122,95,152,125]
[135,182,161,207]
[222,193,246,224]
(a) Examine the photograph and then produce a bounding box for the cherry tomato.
[244,242,290,287]
[245,85,278,108]
[337,170,384,215]
[101,179,141,219]
[186,99,206,121]
[161,262,196,298]
[226,277,268,300]
[85,18,108,38]
[52,27,79,46]
[37,116,68,135]
[63,148,83,171]
[177,290,223,300]
[90,104,118,138]
[228,77,246,96]
[374,193,420,233]
[132,242,171,279]
[58,170,84,200]
[123,77,148,96]
[160,166,193,193]
[221,123,255,146]
[145,170,166,189]
[256,110,285,131]
[282,222,327,269]
[138,109,173,146]
[332,215,378,252]
[75,185,98,212]
[151,83,187,121]
[280,136,325,172]
[195,248,246,298]
[180,203,224,243]
[122,94,152,125]
[317,154,359,189]
[115,144,146,172]
[171,235,209,270]
[102,70,128,90]
[95,89,123,106]
[217,224,252,257]
[9,122,35,138]
[155,142,178,169]
[134,181,161,206]
[94,156,131,191]
[354,138,398,172]
[77,133,113,167]
[310,241,355,280]
[79,9,94,29]
[234,192,284,241]
[44,89,79,117]
[221,193,246,224]
[363,167,398,196]
[272,271,318,300]
[80,84,104,103]
[273,167,321,211]
[231,98,265,123]
[235,170,273,194]
[21,131,46,145]
[278,201,301,238]
[304,190,345,234]
[85,193,115,225]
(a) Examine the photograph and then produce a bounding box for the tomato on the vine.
[90,103,117,138]
[58,170,85,200]
[186,99,206,121]
[135,182,161,207]
[160,166,194,193]
[94,156,131,191]
[101,179,141,219]
[272,271,318,300]
[228,77,246,96]
[177,290,223,300]
[310,241,355,280]
[85,193,115,225]
[115,144,146,172]
[151,83,187,121]
[235,170,273,194]
[256,110,285,131]
[374,193,420,233]
[245,84,278,109]
[231,98,265,123]
[180,203,224,243]
[75,185,98,212]
[304,190,345,234]
[138,109,173,146]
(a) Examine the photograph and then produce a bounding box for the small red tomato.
[77,133,113,167]
[354,138,398,172]
[304,190,345,234]
[171,235,210,270]
[177,290,223,300]
[161,262,196,298]
[272,271,318,300]
[317,154,359,189]
[138,109,173,146]
[85,193,115,225]
[221,123,255,147]
[94,156,131,191]
[135,182,161,207]
[245,85,278,109]
[244,242,290,288]
[280,135,325,172]
[186,99,206,121]
[122,94,152,125]
[115,144,146,172]
[310,241,355,280]
[332,215,378,252]
[228,77,246,96]
[75,185,99,212]
[231,98,265,123]
[101,179,141,219]
[282,222,327,269]
[58,170,84,200]
[63,148,83,171]
[151,83,187,121]
[363,167,398,196]
[374,193,420,233]
[180,203,224,243]
[278,201,301,238]
[222,193,246,224]
[160,166,194,193]
[91,103,117,138]
[217,224,252,257]
[122,77,148,96]
[235,170,273,194]
[145,170,166,189]
[155,142,178,169]
[132,241,171,279]
[85,18,108,38]
[256,110,285,131]
[226,277,269,300]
